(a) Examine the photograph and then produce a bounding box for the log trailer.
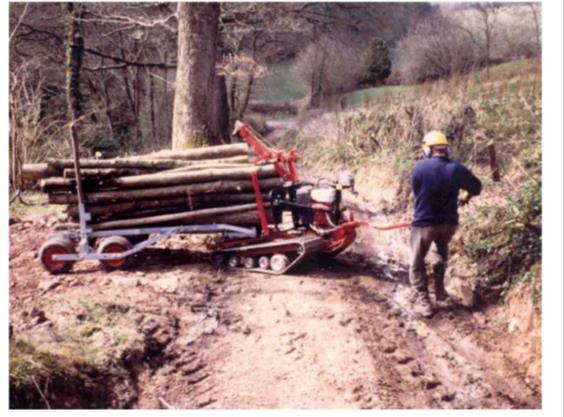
[39,122,362,275]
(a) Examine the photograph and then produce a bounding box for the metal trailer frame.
[50,204,257,263]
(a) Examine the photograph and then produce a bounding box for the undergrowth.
[9,340,132,409]
[290,58,541,306]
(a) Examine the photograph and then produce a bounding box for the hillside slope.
[284,59,541,385]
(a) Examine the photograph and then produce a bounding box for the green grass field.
[250,61,308,102]
[249,58,537,112]
[335,58,539,109]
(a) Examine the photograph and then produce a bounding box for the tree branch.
[84,47,176,69]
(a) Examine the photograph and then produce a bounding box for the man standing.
[409,131,482,317]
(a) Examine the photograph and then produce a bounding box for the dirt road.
[169,226,540,409]
[9,210,540,409]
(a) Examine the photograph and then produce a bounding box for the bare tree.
[396,13,477,83]
[293,36,364,108]
[528,3,541,55]
[172,3,221,148]
[473,2,498,78]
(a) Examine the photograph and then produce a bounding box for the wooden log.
[156,155,250,165]
[162,162,251,174]
[91,203,268,230]
[64,193,266,216]
[60,209,273,231]
[22,163,60,181]
[211,209,274,225]
[94,206,191,222]
[140,143,248,161]
[40,178,104,193]
[113,164,277,189]
[40,165,277,193]
[63,168,149,178]
[48,177,283,204]
[46,158,189,170]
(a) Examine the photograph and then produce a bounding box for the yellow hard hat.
[423,131,449,147]
[422,131,448,157]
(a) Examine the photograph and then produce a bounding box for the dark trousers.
[409,224,457,292]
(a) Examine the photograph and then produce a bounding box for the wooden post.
[487,142,500,182]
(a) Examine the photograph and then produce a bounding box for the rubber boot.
[433,265,449,302]
[412,290,435,318]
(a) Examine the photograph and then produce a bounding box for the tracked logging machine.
[38,122,362,275]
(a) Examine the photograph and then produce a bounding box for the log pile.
[23,144,279,230]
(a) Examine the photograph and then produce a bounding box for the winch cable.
[368,221,412,231]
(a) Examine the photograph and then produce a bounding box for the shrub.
[360,37,392,86]
[463,178,541,291]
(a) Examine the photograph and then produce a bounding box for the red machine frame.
[227,122,362,257]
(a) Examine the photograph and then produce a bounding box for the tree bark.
[172,3,221,149]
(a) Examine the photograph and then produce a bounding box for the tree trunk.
[64,2,86,207]
[230,72,238,113]
[210,73,230,142]
[172,2,221,149]
[237,75,255,120]
[209,26,230,143]
[148,68,157,144]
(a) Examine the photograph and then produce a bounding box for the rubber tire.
[98,236,133,271]
[39,238,75,274]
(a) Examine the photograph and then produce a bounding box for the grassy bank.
[289,58,541,307]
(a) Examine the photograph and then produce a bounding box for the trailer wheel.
[39,238,75,274]
[98,236,133,271]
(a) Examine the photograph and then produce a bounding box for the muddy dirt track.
[9,209,540,409]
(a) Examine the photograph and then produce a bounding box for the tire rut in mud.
[339,249,541,409]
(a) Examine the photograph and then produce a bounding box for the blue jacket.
[411,156,482,227]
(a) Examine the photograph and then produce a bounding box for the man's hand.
[458,190,472,206]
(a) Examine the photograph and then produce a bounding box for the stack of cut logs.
[22,144,280,230]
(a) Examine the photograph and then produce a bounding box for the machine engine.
[269,171,355,231]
